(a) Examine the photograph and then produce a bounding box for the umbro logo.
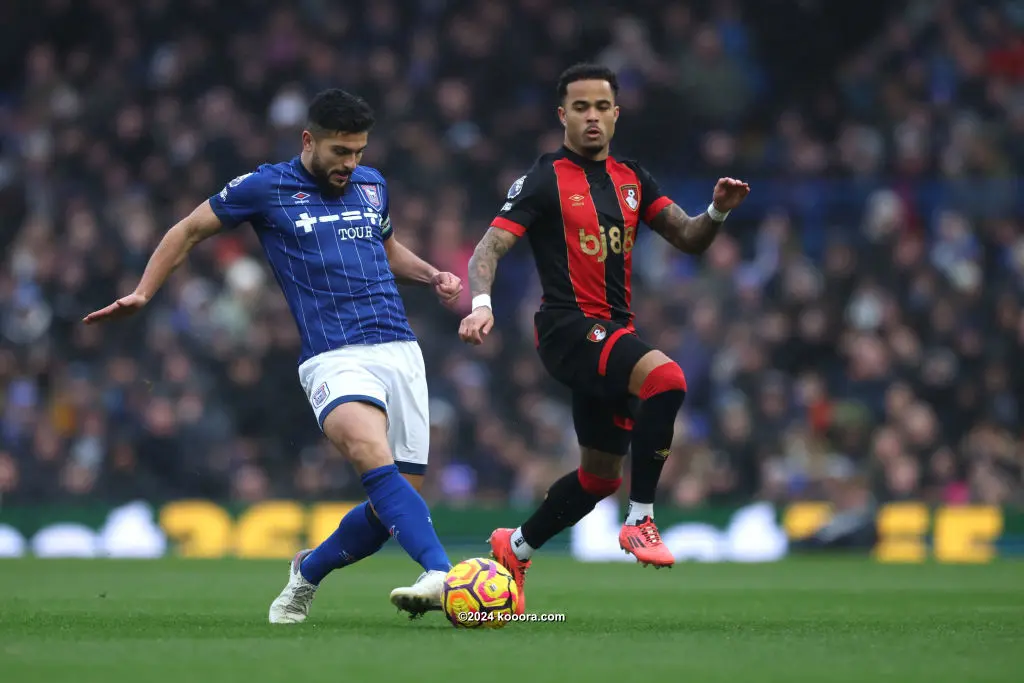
[569,193,585,207]
[292,191,310,204]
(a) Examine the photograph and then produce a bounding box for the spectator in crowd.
[0,0,1021,509]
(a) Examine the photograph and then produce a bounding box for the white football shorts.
[298,340,429,475]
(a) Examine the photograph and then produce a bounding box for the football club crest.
[362,185,383,210]
[312,382,330,408]
[620,184,639,212]
[586,324,607,342]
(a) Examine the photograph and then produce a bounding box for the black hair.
[306,89,375,135]
[556,63,619,103]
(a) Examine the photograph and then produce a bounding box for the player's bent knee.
[580,448,624,480]
[629,351,685,397]
[576,467,621,498]
[636,360,687,400]
[340,439,393,474]
[322,401,394,473]
[578,449,623,496]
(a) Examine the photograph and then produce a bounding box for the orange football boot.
[488,528,529,615]
[619,516,675,568]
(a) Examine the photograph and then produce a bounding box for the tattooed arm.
[648,203,725,255]
[646,177,751,255]
[467,227,519,301]
[459,227,519,345]
[460,168,542,345]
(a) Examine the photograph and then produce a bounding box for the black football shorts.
[534,310,654,456]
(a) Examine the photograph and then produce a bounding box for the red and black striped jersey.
[491,146,672,326]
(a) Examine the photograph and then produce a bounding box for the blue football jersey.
[208,156,416,364]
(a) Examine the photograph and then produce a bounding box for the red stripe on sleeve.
[643,196,673,225]
[491,216,527,237]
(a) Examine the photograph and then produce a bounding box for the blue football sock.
[361,464,451,573]
[299,501,389,585]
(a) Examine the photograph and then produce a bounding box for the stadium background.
[0,0,1022,559]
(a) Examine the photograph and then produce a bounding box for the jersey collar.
[292,155,318,183]
[560,145,609,171]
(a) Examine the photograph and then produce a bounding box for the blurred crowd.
[0,0,1021,510]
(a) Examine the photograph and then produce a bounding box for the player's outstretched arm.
[459,227,518,345]
[82,200,224,324]
[649,178,750,255]
[383,237,462,308]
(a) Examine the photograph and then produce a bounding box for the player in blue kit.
[83,89,460,623]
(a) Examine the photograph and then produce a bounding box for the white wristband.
[707,202,730,223]
[472,294,492,311]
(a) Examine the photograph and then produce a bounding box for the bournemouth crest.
[586,324,607,342]
[619,184,639,212]
[361,185,383,210]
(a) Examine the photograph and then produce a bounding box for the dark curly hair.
[556,63,619,103]
[306,89,375,136]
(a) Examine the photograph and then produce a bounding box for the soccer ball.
[442,558,519,629]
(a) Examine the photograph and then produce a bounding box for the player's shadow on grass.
[274,614,455,633]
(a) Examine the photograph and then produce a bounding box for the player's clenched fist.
[431,272,463,309]
[459,306,494,345]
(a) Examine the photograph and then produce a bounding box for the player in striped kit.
[84,89,460,623]
[459,64,750,613]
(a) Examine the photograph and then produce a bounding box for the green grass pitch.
[1,554,1021,682]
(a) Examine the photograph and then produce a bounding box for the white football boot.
[268,549,318,624]
[389,570,446,618]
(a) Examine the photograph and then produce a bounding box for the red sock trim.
[639,362,687,400]
[577,467,621,497]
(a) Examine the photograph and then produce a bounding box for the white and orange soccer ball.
[442,558,520,629]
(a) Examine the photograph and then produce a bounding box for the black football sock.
[626,364,687,524]
[516,468,621,558]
